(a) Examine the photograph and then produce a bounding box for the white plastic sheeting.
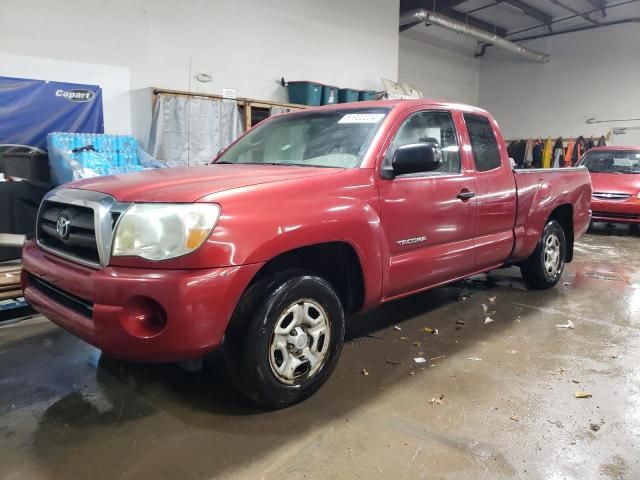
[148,93,242,167]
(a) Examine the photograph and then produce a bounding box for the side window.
[464,114,501,172]
[388,111,460,173]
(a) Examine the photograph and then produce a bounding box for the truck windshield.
[215,107,389,168]
[580,150,640,174]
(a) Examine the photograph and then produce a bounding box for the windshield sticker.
[338,113,385,124]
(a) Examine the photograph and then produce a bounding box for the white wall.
[398,29,480,105]
[0,0,399,143]
[478,23,640,145]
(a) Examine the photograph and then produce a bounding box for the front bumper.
[591,198,640,224]
[21,241,262,362]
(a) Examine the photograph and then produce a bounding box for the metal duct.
[400,8,550,63]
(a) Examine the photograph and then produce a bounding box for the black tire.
[520,220,566,290]
[224,270,345,409]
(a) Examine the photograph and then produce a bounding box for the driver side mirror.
[384,142,443,178]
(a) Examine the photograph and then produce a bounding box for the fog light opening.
[120,296,167,338]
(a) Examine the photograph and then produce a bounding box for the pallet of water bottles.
[46,132,166,186]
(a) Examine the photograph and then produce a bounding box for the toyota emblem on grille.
[56,216,71,239]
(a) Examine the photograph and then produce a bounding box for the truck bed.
[510,166,592,262]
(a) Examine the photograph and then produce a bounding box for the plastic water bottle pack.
[47,132,151,185]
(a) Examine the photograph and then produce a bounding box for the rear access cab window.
[464,114,501,172]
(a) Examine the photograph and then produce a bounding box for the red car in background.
[578,146,640,230]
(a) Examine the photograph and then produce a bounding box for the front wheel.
[224,271,345,409]
[520,220,566,289]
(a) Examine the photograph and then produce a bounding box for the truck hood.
[69,164,343,202]
[590,172,640,195]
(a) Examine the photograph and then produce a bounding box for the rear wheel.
[224,271,345,409]
[520,220,566,289]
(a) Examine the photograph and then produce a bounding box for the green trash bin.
[358,90,378,101]
[286,81,323,106]
[338,88,360,103]
[322,85,339,105]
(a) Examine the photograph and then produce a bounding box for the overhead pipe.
[400,8,550,63]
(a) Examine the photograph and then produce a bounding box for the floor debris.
[482,303,489,313]
[484,317,494,325]
[556,320,575,329]
[467,356,482,361]
[575,391,592,398]
[590,423,600,432]
[413,357,427,364]
[429,394,444,405]
[361,367,369,376]
[393,325,402,331]
[423,327,438,335]
[385,359,401,366]
[510,415,519,422]
[430,355,445,361]
[489,296,496,303]
[455,320,465,325]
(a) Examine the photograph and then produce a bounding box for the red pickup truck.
[21,100,592,408]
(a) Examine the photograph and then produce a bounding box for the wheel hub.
[269,299,331,385]
[544,233,561,276]
[289,327,308,351]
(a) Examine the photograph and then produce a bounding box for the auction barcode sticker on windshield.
[338,113,385,124]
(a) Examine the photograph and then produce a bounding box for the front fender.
[201,170,384,307]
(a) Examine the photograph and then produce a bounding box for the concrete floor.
[1,224,639,480]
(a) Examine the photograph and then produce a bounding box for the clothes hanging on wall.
[542,138,553,168]
[507,139,528,167]
[552,138,564,168]
[524,139,533,167]
[508,134,603,168]
[572,136,588,165]
[507,140,517,163]
[532,139,543,168]
[564,138,575,167]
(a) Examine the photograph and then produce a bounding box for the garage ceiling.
[400,0,640,40]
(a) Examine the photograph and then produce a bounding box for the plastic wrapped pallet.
[47,133,168,186]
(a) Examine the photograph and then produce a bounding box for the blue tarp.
[0,76,104,150]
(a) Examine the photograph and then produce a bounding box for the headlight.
[112,203,220,260]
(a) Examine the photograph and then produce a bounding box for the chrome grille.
[37,200,100,264]
[592,192,632,201]
[36,189,129,268]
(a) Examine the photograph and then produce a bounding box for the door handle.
[457,190,475,200]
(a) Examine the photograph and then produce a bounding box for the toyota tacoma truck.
[22,100,592,408]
